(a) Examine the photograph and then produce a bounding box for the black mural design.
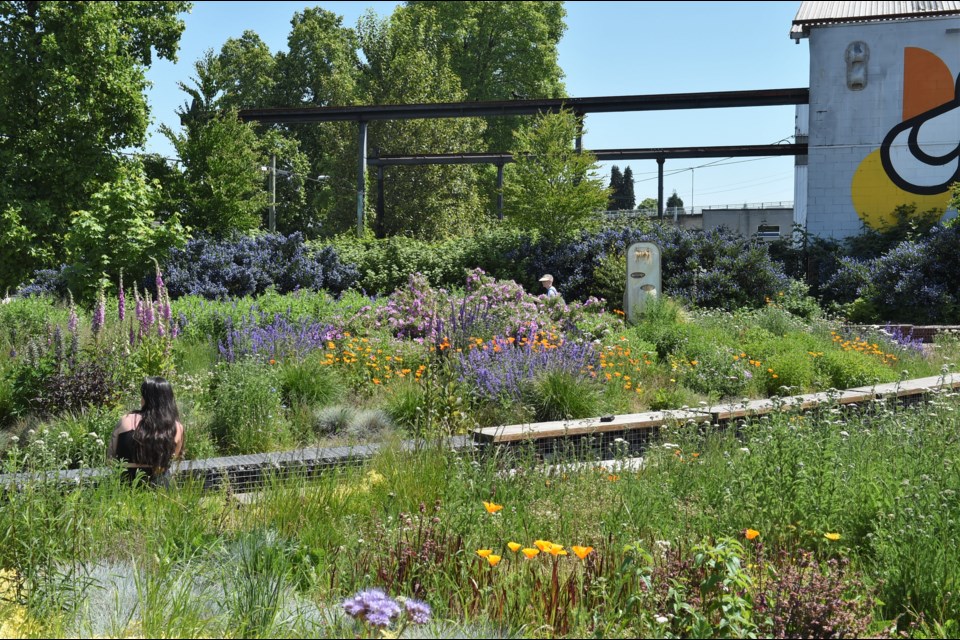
[880,75,960,195]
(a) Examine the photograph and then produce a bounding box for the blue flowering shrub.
[163,233,359,299]
[518,225,792,310]
[822,225,960,323]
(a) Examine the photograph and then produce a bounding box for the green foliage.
[358,7,485,238]
[816,348,898,389]
[845,204,944,260]
[666,190,685,213]
[328,226,534,295]
[209,360,292,454]
[0,1,191,290]
[161,56,267,235]
[63,161,187,297]
[503,109,610,241]
[403,1,567,153]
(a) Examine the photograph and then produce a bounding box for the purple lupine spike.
[118,272,126,323]
[67,293,78,336]
[129,325,136,347]
[92,289,106,336]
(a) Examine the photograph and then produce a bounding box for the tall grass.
[3,393,960,637]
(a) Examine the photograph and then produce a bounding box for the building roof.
[791,1,960,39]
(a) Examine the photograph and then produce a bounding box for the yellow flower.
[507,542,522,553]
[824,532,842,541]
[534,539,553,552]
[483,501,503,514]
[521,548,540,559]
[572,545,594,560]
[476,549,493,558]
[745,528,760,540]
[607,474,620,482]
[547,544,567,556]
[487,554,502,567]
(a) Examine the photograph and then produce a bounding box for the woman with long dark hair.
[107,377,184,483]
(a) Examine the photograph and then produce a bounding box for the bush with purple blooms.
[342,588,431,630]
[377,268,613,348]
[517,224,792,310]
[162,232,358,300]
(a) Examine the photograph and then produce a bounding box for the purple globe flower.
[403,598,432,625]
[342,588,402,628]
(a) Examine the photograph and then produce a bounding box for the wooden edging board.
[472,373,960,444]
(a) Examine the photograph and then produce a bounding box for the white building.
[792,1,960,238]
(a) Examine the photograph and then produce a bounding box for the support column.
[657,157,665,220]
[496,163,504,220]
[376,164,385,238]
[269,153,276,232]
[356,120,368,236]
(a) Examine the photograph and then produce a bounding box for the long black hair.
[134,376,179,472]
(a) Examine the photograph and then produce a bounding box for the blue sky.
[144,1,808,209]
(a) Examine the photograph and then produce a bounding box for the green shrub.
[761,350,816,396]
[816,349,898,389]
[525,371,602,422]
[210,361,292,455]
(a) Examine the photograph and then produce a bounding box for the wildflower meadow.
[2,250,960,637]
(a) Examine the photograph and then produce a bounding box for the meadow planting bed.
[2,267,960,637]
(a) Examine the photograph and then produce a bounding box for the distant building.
[792,1,960,238]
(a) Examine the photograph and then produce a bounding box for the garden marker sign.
[624,242,661,322]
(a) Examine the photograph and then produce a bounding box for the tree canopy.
[0,1,191,291]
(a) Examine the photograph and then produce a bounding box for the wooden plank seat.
[472,410,712,444]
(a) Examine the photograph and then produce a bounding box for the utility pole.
[269,153,276,232]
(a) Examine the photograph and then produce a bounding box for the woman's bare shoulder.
[114,412,141,433]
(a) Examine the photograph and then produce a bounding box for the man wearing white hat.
[538,274,558,298]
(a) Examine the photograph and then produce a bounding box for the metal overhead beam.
[238,88,809,124]
[367,143,807,166]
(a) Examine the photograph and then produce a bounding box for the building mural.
[852,47,958,229]
[795,5,960,238]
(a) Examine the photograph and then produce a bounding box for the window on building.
[756,224,781,240]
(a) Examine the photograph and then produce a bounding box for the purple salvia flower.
[170,320,179,339]
[129,325,136,347]
[155,265,165,295]
[157,318,165,338]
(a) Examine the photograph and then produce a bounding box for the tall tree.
[0,1,191,290]
[404,1,566,152]
[621,166,636,210]
[608,166,623,210]
[403,2,567,217]
[273,8,362,236]
[160,54,267,235]
[503,109,609,241]
[666,190,685,214]
[358,7,485,238]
